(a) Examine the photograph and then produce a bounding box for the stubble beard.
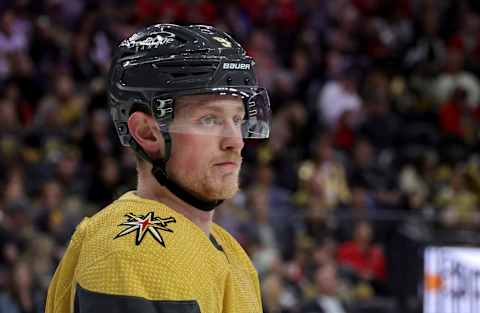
[171,166,241,202]
[203,169,240,200]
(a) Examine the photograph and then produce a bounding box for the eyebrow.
[200,104,245,114]
[176,100,245,116]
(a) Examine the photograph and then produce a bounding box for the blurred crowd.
[1,0,480,313]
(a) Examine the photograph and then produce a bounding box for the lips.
[214,161,239,169]
[213,159,241,171]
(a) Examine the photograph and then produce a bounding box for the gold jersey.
[45,191,262,313]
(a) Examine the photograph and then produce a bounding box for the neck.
[137,168,213,236]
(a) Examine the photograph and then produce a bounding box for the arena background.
[1,0,480,312]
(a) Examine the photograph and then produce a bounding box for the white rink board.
[424,247,480,313]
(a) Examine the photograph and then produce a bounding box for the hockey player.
[45,24,271,313]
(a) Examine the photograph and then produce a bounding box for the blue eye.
[199,115,222,127]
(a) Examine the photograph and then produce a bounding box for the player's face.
[167,95,245,200]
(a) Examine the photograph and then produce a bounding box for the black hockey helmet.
[107,24,271,211]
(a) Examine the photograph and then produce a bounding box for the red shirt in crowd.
[336,241,387,281]
[439,100,465,137]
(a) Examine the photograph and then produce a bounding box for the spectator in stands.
[24,235,55,299]
[435,166,480,229]
[399,152,437,211]
[86,156,123,208]
[302,262,349,313]
[34,72,87,139]
[9,52,44,124]
[403,1,445,72]
[0,239,20,269]
[448,5,480,73]
[326,2,359,55]
[358,92,400,152]
[262,102,307,191]
[0,276,20,313]
[247,30,279,91]
[335,186,377,242]
[213,196,247,243]
[300,134,351,209]
[337,221,387,292]
[34,180,68,244]
[438,87,480,144]
[244,163,296,260]
[69,33,101,84]
[304,237,337,280]
[297,134,351,242]
[433,46,480,110]
[0,99,21,133]
[317,65,362,130]
[54,148,85,198]
[262,272,298,313]
[243,189,280,277]
[3,167,29,213]
[0,9,30,81]
[79,109,119,164]
[348,138,402,210]
[8,261,44,313]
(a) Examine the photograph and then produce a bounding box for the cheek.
[170,134,214,173]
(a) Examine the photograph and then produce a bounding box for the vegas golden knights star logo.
[114,212,176,247]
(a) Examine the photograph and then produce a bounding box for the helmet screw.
[244,78,250,84]
[227,77,232,84]
[165,80,172,85]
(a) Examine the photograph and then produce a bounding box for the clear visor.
[161,88,271,139]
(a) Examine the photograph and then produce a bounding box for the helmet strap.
[128,137,223,212]
[151,158,223,211]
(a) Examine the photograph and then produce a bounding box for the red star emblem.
[114,212,176,247]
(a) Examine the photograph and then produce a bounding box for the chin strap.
[129,137,223,212]
[151,159,223,211]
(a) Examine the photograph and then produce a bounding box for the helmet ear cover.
[152,98,174,130]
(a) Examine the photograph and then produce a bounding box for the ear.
[127,112,164,158]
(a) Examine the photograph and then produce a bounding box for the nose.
[220,123,244,152]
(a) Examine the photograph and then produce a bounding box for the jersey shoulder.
[75,192,228,301]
